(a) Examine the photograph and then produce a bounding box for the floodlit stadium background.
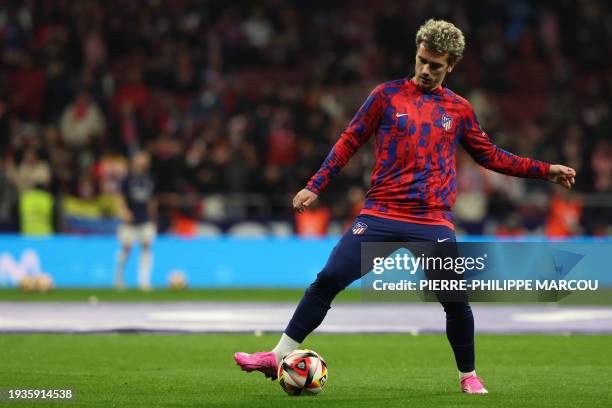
[1,3,611,407]
[0,0,610,288]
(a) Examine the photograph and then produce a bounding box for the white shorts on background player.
[118,222,156,246]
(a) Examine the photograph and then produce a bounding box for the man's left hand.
[548,164,576,189]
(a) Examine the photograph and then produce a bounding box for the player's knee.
[122,245,132,254]
[306,273,344,306]
[441,301,472,319]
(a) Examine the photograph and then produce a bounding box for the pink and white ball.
[277,349,328,396]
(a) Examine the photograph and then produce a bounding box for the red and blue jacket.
[306,78,550,229]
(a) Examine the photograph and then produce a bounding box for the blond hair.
[415,19,465,64]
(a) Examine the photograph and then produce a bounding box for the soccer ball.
[35,273,54,293]
[277,349,328,396]
[168,270,188,290]
[18,276,37,292]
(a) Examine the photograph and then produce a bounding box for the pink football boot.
[461,374,489,394]
[234,352,278,380]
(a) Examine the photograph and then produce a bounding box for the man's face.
[132,152,150,174]
[414,43,455,91]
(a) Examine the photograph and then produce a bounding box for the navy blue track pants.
[285,215,475,372]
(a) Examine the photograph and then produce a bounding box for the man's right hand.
[292,188,318,213]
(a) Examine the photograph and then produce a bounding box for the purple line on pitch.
[0,302,611,334]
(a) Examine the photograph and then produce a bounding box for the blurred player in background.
[235,19,577,394]
[114,151,157,291]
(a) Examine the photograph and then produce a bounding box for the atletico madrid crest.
[442,114,453,131]
[352,221,368,235]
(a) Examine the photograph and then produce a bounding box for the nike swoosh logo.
[395,113,408,117]
[437,238,450,242]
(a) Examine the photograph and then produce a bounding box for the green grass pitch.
[1,288,611,304]
[1,333,610,407]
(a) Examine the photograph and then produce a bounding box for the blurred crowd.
[0,0,610,236]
